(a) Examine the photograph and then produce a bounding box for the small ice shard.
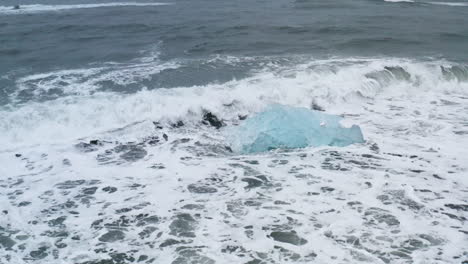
[226,104,364,153]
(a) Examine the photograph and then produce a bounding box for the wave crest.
[1,57,467,149]
[0,2,172,15]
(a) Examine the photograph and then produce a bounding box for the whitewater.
[1,52,467,263]
[0,3,172,15]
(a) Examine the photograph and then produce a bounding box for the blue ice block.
[227,104,364,153]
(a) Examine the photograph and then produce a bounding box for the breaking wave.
[1,57,467,149]
[0,2,172,15]
[383,0,468,6]
[384,0,415,3]
[428,1,468,6]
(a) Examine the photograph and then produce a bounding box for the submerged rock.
[227,104,364,153]
[203,112,224,129]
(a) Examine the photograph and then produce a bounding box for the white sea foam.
[0,2,172,15]
[384,0,468,5]
[428,1,468,6]
[384,0,415,3]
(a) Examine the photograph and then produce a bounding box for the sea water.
[1,0,468,263]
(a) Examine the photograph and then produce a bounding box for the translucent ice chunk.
[227,104,364,153]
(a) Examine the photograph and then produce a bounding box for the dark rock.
[163,134,168,141]
[224,146,233,152]
[270,231,308,246]
[311,101,324,111]
[15,153,21,157]
[89,140,100,145]
[202,112,224,129]
[13,5,20,10]
[98,230,125,242]
[239,115,248,120]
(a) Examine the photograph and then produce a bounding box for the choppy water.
[1,0,467,263]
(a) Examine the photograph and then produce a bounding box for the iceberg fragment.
[226,104,364,153]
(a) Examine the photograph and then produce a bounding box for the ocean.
[0,0,467,263]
